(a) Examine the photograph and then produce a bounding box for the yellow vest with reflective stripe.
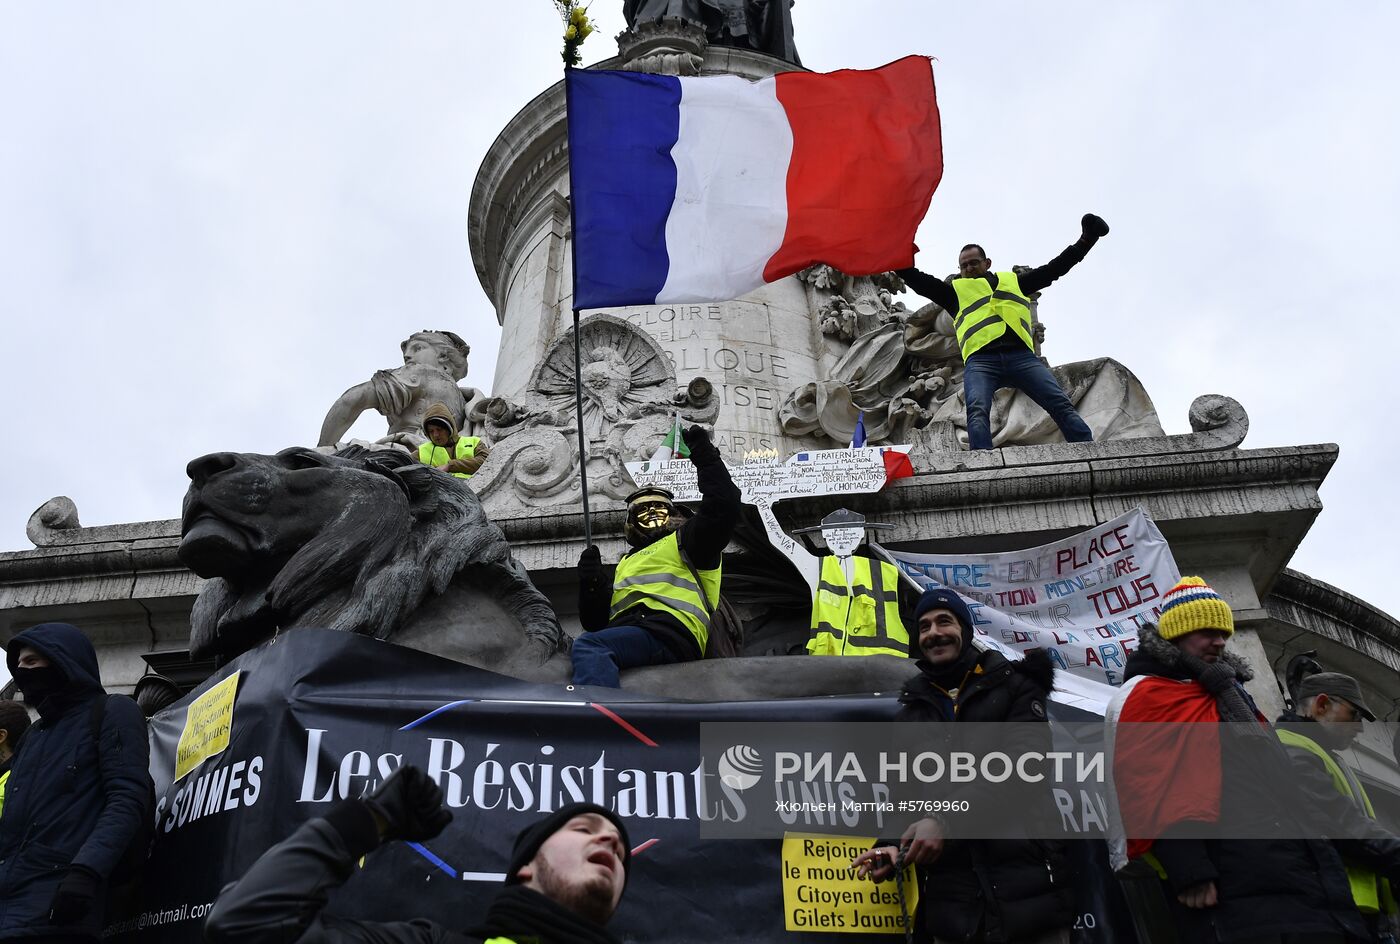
[610,531,718,656]
[483,939,516,944]
[1278,727,1396,915]
[951,271,1035,360]
[0,769,8,816]
[807,556,909,658]
[418,437,481,479]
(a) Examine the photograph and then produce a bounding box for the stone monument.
[2,0,1399,816]
[317,329,487,450]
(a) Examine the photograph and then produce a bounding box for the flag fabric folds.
[566,56,943,310]
[849,411,867,449]
[648,413,692,463]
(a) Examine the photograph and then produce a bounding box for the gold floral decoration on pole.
[553,1,595,67]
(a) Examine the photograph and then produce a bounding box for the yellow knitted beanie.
[1157,576,1234,640]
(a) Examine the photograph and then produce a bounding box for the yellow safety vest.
[610,531,719,656]
[1278,727,1396,915]
[418,437,481,479]
[951,270,1035,361]
[0,769,8,816]
[807,556,909,658]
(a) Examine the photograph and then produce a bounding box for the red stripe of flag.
[764,56,943,281]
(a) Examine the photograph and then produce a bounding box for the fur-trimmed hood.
[1127,622,1253,683]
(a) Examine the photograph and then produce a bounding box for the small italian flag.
[649,414,692,463]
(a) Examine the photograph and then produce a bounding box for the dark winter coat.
[206,801,620,944]
[893,648,1074,943]
[0,623,152,941]
[1121,629,1368,943]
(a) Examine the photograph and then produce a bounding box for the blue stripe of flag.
[566,69,680,310]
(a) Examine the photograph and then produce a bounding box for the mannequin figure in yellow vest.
[418,401,490,479]
[897,214,1110,450]
[789,508,912,658]
[1278,672,1400,943]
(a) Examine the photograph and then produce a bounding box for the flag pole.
[562,61,593,548]
[572,306,593,547]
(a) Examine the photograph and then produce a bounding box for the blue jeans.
[571,625,679,688]
[963,347,1093,450]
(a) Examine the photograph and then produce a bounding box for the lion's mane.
[189,448,551,660]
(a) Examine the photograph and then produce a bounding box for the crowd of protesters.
[6,566,1400,944]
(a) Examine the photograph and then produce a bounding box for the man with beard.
[206,766,630,944]
[1107,577,1368,943]
[851,587,1073,943]
[571,424,740,687]
[1278,673,1400,942]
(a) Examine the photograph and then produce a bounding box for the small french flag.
[849,410,867,449]
[566,57,942,310]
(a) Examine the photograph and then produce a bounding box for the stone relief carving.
[468,314,720,511]
[616,16,707,75]
[317,329,487,450]
[177,446,566,666]
[780,266,1166,450]
[622,0,799,65]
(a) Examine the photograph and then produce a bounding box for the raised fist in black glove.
[682,424,720,464]
[579,544,603,580]
[364,765,452,842]
[1081,213,1110,238]
[49,866,100,925]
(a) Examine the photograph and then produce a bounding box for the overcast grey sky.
[1,2,1396,619]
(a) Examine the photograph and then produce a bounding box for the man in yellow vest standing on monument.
[418,401,490,479]
[898,214,1110,450]
[1278,672,1400,943]
[573,425,740,688]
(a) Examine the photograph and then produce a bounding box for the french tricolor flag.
[566,56,942,310]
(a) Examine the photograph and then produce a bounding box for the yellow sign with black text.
[781,833,918,934]
[175,671,241,780]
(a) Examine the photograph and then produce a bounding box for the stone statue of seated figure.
[318,330,487,450]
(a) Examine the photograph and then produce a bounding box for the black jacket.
[897,235,1097,356]
[0,623,152,940]
[205,802,620,944]
[1276,711,1400,887]
[578,434,741,660]
[892,649,1073,943]
[1122,634,1369,943]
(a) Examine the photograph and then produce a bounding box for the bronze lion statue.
[179,446,566,668]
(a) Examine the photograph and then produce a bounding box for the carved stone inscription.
[614,293,812,456]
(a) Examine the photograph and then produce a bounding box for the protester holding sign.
[572,425,740,687]
[852,587,1074,943]
[897,214,1108,450]
[206,765,631,944]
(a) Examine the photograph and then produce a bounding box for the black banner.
[112,628,1136,943]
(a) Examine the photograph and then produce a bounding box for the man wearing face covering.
[571,425,741,688]
[0,623,152,943]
